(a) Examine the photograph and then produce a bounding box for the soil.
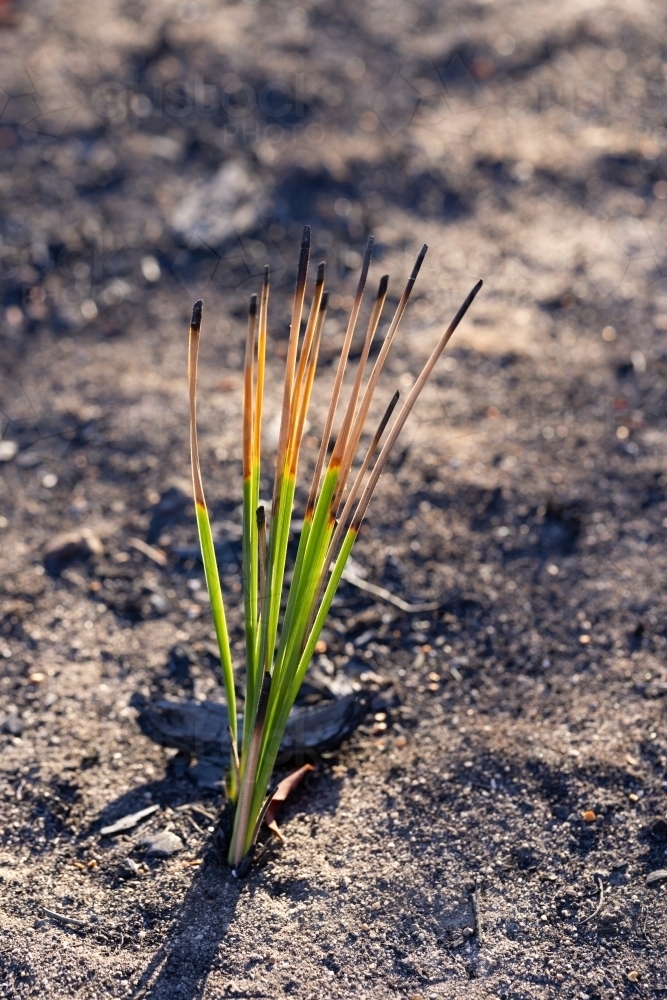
[2,0,667,998]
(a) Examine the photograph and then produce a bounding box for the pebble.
[1,715,24,736]
[170,160,268,247]
[582,810,597,823]
[141,831,184,856]
[121,859,141,877]
[28,672,46,684]
[0,440,18,462]
[628,971,640,983]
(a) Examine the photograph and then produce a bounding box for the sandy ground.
[1,0,667,997]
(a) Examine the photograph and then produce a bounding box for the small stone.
[2,716,24,736]
[120,858,140,877]
[0,440,18,462]
[627,971,640,983]
[149,593,169,615]
[142,831,184,857]
[28,672,46,684]
[582,810,597,823]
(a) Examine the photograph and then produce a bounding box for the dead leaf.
[100,803,160,836]
[264,764,315,840]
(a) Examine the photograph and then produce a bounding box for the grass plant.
[188,227,482,871]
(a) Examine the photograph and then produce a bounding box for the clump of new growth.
[188,228,482,872]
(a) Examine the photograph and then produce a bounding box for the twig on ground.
[578,876,605,925]
[341,567,441,613]
[182,812,205,835]
[191,804,217,823]
[127,537,168,566]
[42,907,90,928]
[472,889,484,945]
[640,903,652,944]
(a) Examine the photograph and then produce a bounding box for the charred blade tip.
[191,300,203,329]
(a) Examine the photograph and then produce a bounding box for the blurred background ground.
[1,0,667,997]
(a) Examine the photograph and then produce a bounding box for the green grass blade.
[242,296,259,763]
[195,501,237,745]
[247,527,358,850]
[188,301,237,800]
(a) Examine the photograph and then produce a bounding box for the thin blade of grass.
[260,226,314,696]
[188,301,238,778]
[287,288,326,476]
[257,504,267,629]
[242,295,259,754]
[304,235,373,518]
[272,226,311,514]
[350,280,483,532]
[326,389,400,570]
[229,669,272,867]
[228,724,240,788]
[331,273,388,511]
[272,292,329,677]
[333,246,427,513]
[286,261,324,462]
[258,229,311,703]
[253,266,269,477]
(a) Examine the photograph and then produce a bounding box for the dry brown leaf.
[264,763,315,840]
